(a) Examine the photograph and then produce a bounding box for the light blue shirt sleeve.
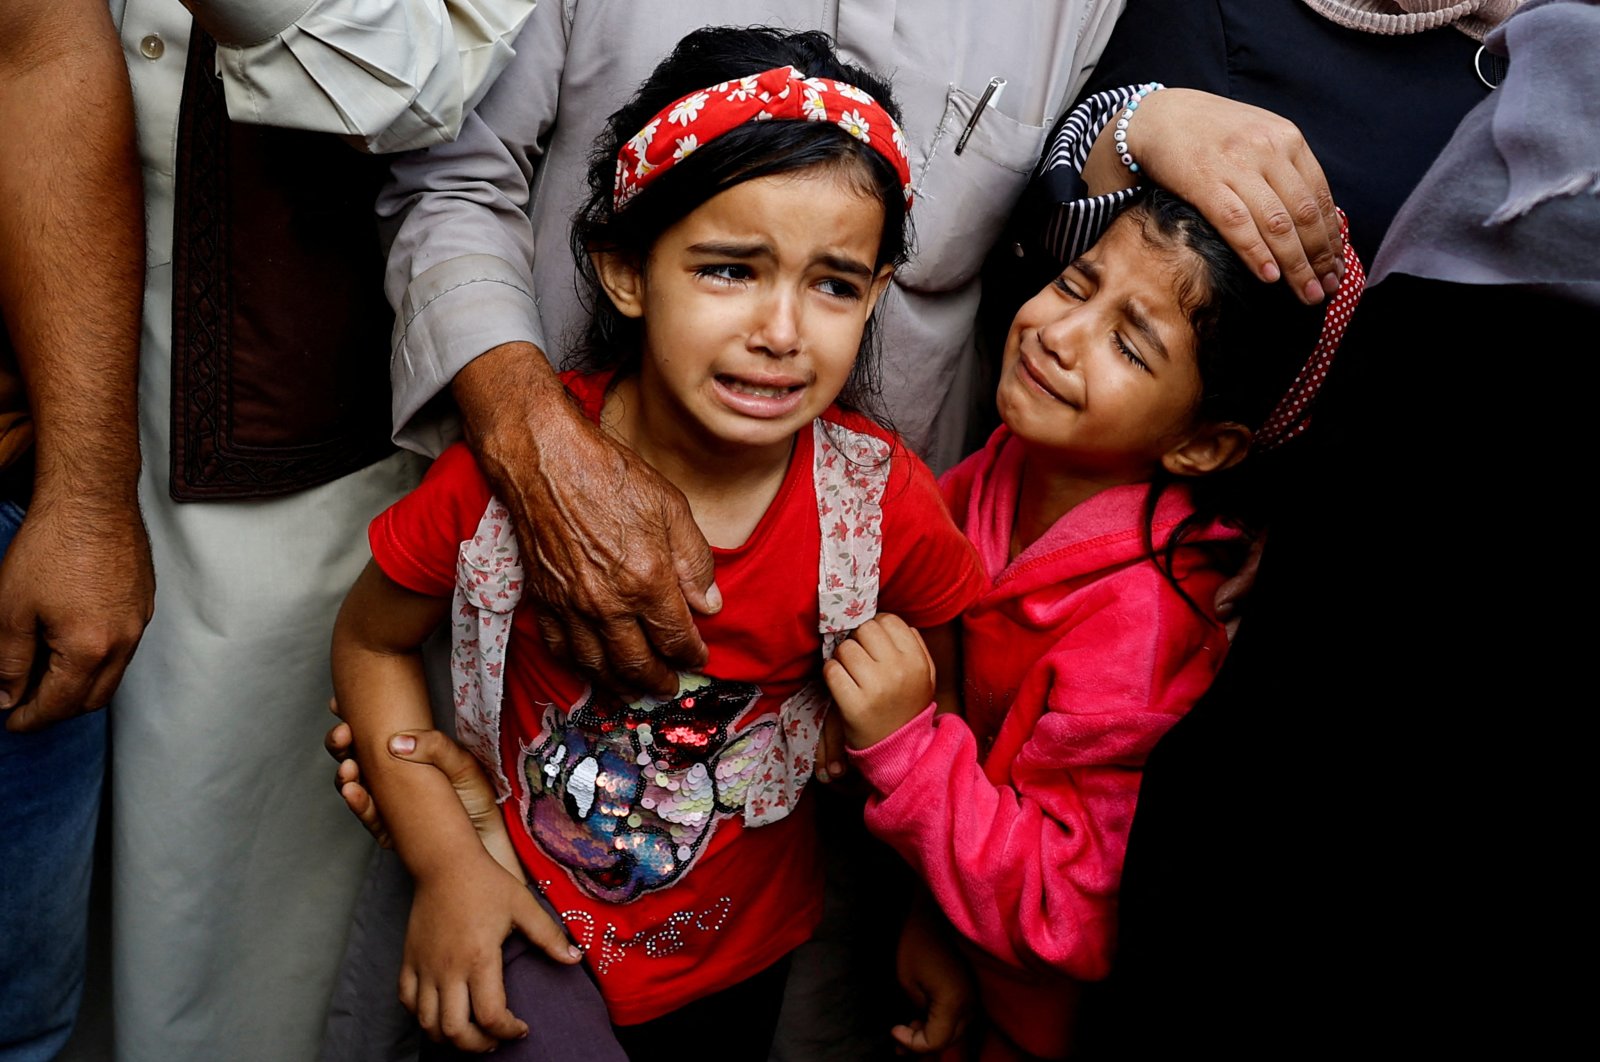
[188,0,537,153]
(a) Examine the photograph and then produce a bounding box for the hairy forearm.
[452,340,568,450]
[0,1,143,506]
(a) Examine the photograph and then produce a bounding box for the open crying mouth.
[717,375,801,399]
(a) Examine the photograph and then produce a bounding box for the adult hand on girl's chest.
[455,342,723,699]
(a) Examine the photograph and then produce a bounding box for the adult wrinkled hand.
[0,495,154,732]
[458,343,719,698]
[1096,88,1344,306]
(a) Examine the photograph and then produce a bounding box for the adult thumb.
[390,729,476,780]
[666,504,720,615]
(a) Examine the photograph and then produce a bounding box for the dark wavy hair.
[1119,188,1327,615]
[565,26,911,420]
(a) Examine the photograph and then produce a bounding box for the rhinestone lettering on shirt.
[554,896,736,976]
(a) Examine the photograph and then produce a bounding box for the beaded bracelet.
[1112,82,1164,176]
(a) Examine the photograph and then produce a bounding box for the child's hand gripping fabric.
[823,615,938,752]
[400,837,579,1052]
[322,718,577,1051]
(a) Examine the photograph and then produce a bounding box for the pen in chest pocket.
[955,76,1007,156]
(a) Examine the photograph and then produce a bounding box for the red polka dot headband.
[1255,209,1365,450]
[614,65,914,212]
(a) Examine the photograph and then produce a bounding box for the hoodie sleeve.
[849,563,1227,979]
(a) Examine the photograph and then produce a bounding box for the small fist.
[823,615,935,751]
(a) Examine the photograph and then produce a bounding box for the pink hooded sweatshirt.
[850,426,1242,1060]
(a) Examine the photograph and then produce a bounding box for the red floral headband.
[614,65,914,211]
[1255,209,1365,450]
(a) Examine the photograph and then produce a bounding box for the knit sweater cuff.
[848,703,941,794]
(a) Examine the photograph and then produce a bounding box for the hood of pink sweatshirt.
[944,426,1244,610]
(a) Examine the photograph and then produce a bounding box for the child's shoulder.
[817,405,901,448]
[424,439,492,494]
[815,406,925,486]
[393,440,496,538]
[557,369,613,423]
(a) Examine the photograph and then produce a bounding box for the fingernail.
[705,581,723,612]
[1261,262,1281,283]
[1302,278,1325,304]
[0,694,11,710]
[828,761,844,778]
[389,734,416,755]
[567,945,582,960]
[1321,272,1340,295]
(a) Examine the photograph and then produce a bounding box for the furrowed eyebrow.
[685,240,774,259]
[815,253,874,280]
[1072,254,1171,362]
[1123,300,1171,363]
[685,241,873,280]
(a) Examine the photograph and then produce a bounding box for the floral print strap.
[742,421,892,826]
[813,420,891,657]
[451,497,523,800]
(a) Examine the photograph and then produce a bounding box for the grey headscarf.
[1368,0,1600,307]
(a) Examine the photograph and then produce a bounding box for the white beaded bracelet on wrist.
[1113,82,1164,176]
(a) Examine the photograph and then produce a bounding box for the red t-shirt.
[369,371,985,1023]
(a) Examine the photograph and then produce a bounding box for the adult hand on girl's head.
[455,342,720,698]
[825,615,936,751]
[1087,88,1343,306]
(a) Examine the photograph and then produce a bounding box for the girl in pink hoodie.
[822,188,1365,1060]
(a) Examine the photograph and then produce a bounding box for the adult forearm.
[453,340,568,451]
[0,3,143,504]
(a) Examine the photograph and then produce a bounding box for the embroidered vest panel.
[168,29,396,501]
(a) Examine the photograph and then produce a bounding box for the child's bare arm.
[333,563,581,1051]
[327,720,521,878]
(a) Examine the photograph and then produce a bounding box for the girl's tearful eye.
[1052,274,1086,302]
[696,263,754,285]
[817,277,863,301]
[1114,333,1151,374]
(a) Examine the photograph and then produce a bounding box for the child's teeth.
[731,382,789,398]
